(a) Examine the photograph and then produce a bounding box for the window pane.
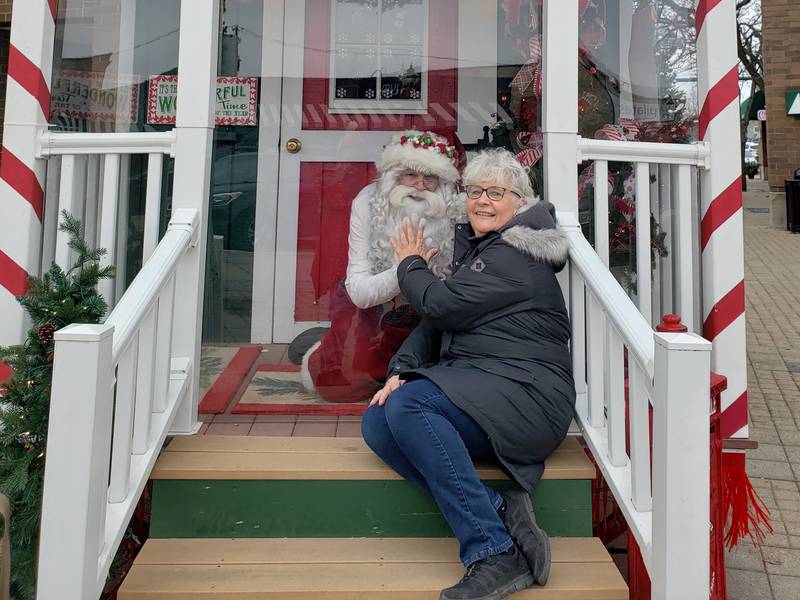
[335,0,379,45]
[334,45,379,100]
[380,0,425,46]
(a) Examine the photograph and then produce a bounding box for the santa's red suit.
[301,131,462,403]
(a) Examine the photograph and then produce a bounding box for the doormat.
[198,345,262,413]
[231,364,368,416]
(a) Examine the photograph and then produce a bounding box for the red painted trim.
[255,364,300,372]
[710,372,728,399]
[703,280,745,342]
[232,402,367,416]
[695,0,723,36]
[720,391,748,438]
[198,346,262,413]
[700,175,742,250]
[698,66,738,140]
[8,44,51,119]
[0,250,30,297]
[48,0,58,21]
[0,147,44,220]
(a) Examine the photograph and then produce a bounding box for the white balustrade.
[37,209,198,600]
[562,213,712,599]
[38,131,177,309]
[580,140,707,333]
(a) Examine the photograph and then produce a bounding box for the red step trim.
[232,402,367,416]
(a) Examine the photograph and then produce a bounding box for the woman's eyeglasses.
[464,185,520,201]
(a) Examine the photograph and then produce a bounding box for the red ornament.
[589,66,597,75]
[400,135,408,144]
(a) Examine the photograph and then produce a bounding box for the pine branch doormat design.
[198,345,262,413]
[232,364,368,416]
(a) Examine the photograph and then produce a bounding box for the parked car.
[210,151,258,251]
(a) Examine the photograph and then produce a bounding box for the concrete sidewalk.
[725,179,800,600]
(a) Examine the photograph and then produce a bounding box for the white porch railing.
[562,211,712,600]
[35,207,198,600]
[577,138,711,332]
[37,130,177,308]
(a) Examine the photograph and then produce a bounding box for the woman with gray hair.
[361,148,575,600]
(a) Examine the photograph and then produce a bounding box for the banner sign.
[50,70,139,123]
[147,75,258,126]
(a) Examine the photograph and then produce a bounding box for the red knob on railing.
[656,313,689,333]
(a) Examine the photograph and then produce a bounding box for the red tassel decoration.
[722,450,773,549]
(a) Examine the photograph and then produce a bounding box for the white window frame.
[328,0,429,114]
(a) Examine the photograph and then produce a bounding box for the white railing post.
[169,0,221,434]
[37,323,115,600]
[651,331,712,600]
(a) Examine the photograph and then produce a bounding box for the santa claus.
[301,131,463,403]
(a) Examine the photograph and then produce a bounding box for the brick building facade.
[762,0,800,226]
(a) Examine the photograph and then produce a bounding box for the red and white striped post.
[695,0,747,441]
[0,0,58,381]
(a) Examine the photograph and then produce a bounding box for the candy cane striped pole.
[0,0,57,381]
[695,0,747,439]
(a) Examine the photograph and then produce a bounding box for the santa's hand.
[370,375,404,406]
[390,218,438,263]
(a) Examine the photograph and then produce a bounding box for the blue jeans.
[361,378,513,566]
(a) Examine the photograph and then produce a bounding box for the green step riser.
[150,479,592,538]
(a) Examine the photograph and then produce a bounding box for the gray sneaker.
[440,544,534,600]
[499,489,551,585]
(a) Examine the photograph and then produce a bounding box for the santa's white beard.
[379,184,454,279]
[388,185,448,221]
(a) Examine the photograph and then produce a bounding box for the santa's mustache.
[388,185,447,219]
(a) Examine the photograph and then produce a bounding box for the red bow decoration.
[514,131,543,167]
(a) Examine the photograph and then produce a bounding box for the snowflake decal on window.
[337,47,348,58]
[365,88,376,99]
[366,33,377,43]
[410,33,421,44]
[337,33,349,43]
[409,89,421,100]
[367,48,376,59]
[383,33,394,44]
[382,88,394,99]
[336,88,348,98]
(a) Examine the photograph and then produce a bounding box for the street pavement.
[725,179,800,600]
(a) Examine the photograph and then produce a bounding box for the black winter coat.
[388,201,576,492]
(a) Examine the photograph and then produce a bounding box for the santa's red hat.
[376,130,460,184]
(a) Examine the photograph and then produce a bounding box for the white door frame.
[250,0,286,343]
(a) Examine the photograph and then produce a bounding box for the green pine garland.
[0,211,114,600]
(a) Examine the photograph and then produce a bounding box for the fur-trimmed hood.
[498,201,569,268]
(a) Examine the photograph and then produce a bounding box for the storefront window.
[202,0,264,343]
[49,0,180,289]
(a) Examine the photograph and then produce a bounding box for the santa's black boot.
[498,489,551,586]
[439,544,533,600]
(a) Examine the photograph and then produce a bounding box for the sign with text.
[50,70,139,123]
[147,75,258,126]
[786,91,800,116]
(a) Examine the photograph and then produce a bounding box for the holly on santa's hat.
[376,130,460,184]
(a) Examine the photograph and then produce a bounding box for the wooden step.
[152,435,594,480]
[119,537,628,599]
[149,435,595,539]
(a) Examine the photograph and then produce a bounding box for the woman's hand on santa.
[370,375,404,406]
[390,218,438,263]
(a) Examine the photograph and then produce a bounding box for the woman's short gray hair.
[462,148,538,206]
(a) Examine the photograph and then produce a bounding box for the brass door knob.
[286,138,302,154]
